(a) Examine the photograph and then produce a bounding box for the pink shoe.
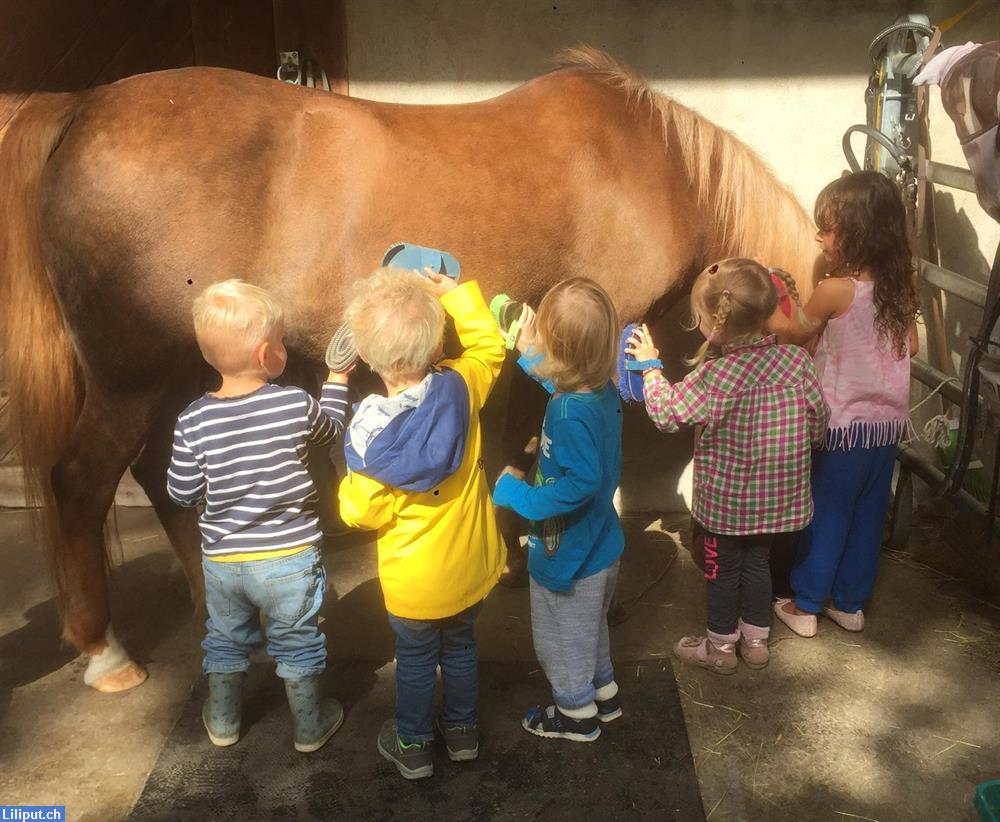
[773,599,817,638]
[822,605,864,632]
[672,630,738,675]
[737,619,770,669]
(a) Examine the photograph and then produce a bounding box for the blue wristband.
[625,358,663,372]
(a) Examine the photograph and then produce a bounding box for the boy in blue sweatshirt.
[493,278,625,742]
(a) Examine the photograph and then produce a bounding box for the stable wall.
[1,0,998,512]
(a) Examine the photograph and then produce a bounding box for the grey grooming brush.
[325,323,357,372]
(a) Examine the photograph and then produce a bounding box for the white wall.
[347,1,995,247]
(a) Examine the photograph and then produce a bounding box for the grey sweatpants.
[529,561,620,710]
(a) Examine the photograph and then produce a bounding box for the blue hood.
[344,368,470,492]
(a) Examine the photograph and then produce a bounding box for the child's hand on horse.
[626,323,659,362]
[515,304,537,355]
[498,465,526,483]
[424,270,457,296]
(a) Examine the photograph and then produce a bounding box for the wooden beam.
[91,0,194,85]
[190,0,276,77]
[0,0,131,130]
[272,0,348,95]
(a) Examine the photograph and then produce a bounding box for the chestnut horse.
[0,47,818,691]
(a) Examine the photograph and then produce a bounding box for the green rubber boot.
[202,672,243,747]
[284,675,345,753]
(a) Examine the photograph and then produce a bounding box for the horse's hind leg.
[130,402,204,611]
[51,389,158,692]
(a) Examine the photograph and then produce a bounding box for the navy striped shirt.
[167,382,350,559]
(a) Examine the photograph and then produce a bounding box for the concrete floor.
[1,507,998,821]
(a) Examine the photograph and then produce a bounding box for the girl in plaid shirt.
[628,259,828,674]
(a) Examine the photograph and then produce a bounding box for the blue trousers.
[202,547,327,680]
[388,601,483,743]
[791,445,896,614]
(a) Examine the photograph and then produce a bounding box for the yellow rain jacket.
[338,281,507,619]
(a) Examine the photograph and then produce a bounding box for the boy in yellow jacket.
[339,266,507,780]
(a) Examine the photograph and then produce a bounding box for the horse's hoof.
[499,561,528,589]
[89,661,148,693]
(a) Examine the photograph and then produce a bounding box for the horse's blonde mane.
[552,46,817,290]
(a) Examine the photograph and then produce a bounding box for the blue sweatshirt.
[493,354,624,591]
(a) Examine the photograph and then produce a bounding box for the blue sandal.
[521,704,600,742]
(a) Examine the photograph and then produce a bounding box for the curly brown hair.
[814,171,918,357]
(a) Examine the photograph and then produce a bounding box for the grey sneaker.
[378,719,434,779]
[435,716,479,761]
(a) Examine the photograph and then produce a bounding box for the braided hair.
[687,258,784,365]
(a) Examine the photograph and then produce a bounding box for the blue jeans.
[387,601,483,743]
[792,445,896,614]
[202,547,327,680]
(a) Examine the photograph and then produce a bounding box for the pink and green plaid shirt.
[642,336,829,536]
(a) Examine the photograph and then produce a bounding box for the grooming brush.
[325,322,358,372]
[489,293,525,350]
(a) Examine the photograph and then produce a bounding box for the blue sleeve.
[493,415,600,520]
[517,348,556,395]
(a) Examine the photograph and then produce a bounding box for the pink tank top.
[813,280,911,450]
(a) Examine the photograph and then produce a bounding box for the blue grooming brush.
[618,323,643,403]
[618,322,662,403]
[381,243,461,281]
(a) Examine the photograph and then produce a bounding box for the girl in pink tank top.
[770,171,919,639]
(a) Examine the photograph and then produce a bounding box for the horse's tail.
[553,46,818,297]
[0,93,84,590]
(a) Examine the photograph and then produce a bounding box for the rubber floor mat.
[129,659,703,821]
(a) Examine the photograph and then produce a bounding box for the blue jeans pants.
[387,601,483,744]
[792,445,896,614]
[202,547,327,680]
